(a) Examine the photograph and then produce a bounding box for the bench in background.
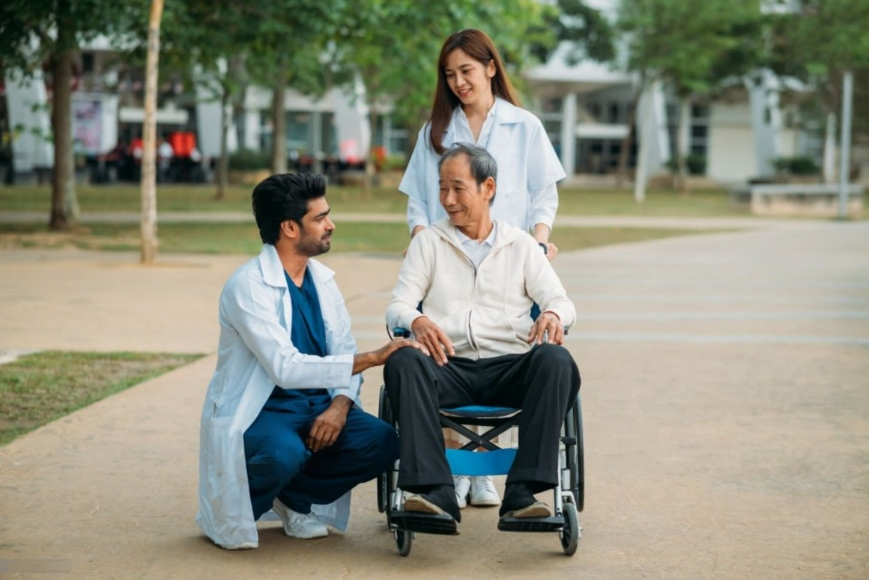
[730,183,864,217]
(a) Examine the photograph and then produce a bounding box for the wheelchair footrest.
[497,515,563,533]
[389,511,458,535]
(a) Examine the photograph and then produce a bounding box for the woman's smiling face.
[443,48,495,108]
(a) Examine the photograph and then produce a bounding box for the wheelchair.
[376,375,584,557]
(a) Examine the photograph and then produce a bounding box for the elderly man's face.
[438,153,495,232]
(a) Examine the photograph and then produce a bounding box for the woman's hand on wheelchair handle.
[527,311,564,345]
[546,242,559,261]
[411,316,454,366]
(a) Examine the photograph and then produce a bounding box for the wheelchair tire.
[377,386,394,514]
[566,395,585,512]
[396,529,413,557]
[560,502,580,556]
[377,474,388,514]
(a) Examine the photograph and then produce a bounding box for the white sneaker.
[453,475,471,509]
[220,541,258,550]
[272,498,329,539]
[469,476,501,507]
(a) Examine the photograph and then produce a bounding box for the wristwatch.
[538,242,549,255]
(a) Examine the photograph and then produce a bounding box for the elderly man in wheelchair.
[382,142,581,543]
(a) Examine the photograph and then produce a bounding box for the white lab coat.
[400,98,566,234]
[196,244,362,549]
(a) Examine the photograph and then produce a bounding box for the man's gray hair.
[438,142,498,187]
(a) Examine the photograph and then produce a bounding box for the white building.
[523,0,824,185]
[2,40,394,181]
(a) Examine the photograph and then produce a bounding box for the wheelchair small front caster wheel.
[395,528,413,557]
[560,502,580,556]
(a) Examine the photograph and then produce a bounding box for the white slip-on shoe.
[469,475,501,507]
[453,475,471,509]
[272,498,329,539]
[220,541,258,550]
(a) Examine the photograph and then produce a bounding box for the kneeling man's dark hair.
[252,173,327,244]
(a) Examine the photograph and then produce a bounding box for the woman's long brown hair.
[428,29,520,154]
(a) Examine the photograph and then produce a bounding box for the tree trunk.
[215,88,229,200]
[364,105,378,195]
[616,85,642,190]
[675,98,690,194]
[49,44,79,230]
[270,61,288,174]
[140,0,164,264]
[634,82,657,204]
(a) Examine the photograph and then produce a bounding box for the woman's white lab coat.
[196,244,362,549]
[400,98,566,233]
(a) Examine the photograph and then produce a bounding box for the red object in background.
[167,131,196,158]
[129,137,144,162]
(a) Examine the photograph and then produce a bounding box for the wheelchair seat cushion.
[440,405,519,418]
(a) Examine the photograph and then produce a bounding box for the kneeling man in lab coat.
[197,173,426,550]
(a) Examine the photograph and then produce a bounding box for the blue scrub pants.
[243,391,398,520]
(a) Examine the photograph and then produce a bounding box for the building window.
[690,105,709,162]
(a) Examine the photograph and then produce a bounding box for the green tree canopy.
[618,0,761,98]
[768,0,869,131]
[0,0,145,229]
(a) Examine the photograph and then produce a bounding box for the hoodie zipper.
[465,254,479,355]
[438,225,504,358]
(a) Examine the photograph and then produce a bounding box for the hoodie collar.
[430,217,520,250]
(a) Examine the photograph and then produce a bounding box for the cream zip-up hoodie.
[386,218,576,359]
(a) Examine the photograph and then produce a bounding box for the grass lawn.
[0,221,726,255]
[0,184,409,214]
[0,183,767,217]
[0,351,204,445]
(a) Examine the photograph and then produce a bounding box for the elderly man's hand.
[410,315,455,366]
[526,311,564,345]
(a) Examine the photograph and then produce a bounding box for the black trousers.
[384,344,580,492]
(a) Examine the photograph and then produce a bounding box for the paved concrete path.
[1,218,867,579]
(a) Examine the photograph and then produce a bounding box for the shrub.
[228,149,270,171]
[772,156,819,176]
[685,153,706,175]
[665,154,707,175]
[381,154,408,171]
[789,156,819,175]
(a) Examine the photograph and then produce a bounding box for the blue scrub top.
[263,266,329,410]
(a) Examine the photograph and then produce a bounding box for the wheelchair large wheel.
[565,394,585,512]
[396,529,413,557]
[560,502,580,556]
[377,386,394,514]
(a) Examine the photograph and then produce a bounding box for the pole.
[634,85,652,203]
[837,71,854,219]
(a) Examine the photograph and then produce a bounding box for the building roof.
[524,42,633,96]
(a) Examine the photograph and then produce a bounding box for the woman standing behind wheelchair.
[399,28,566,510]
